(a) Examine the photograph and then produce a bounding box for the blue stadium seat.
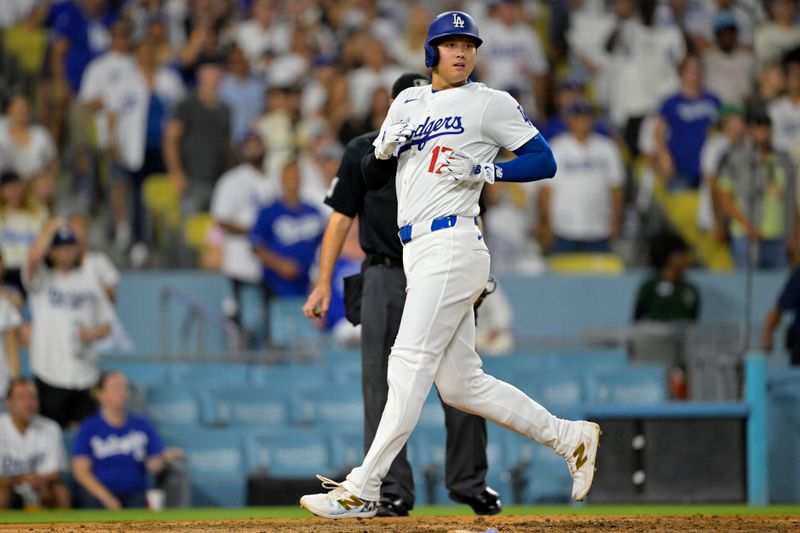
[243,429,333,478]
[249,364,328,390]
[160,428,246,507]
[522,442,572,503]
[585,364,668,405]
[329,428,365,473]
[269,297,322,349]
[299,387,364,428]
[100,360,172,386]
[207,386,299,428]
[145,385,211,427]
[168,363,249,385]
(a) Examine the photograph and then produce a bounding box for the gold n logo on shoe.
[337,495,364,510]
[573,443,588,469]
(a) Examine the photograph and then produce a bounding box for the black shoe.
[449,487,502,515]
[376,496,411,517]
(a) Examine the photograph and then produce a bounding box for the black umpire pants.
[360,262,489,506]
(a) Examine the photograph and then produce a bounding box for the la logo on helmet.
[452,13,465,28]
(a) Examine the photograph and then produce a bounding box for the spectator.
[697,104,747,238]
[79,19,135,248]
[539,78,613,141]
[681,0,763,52]
[653,54,721,190]
[479,0,549,119]
[754,0,800,69]
[768,52,800,158]
[24,221,113,428]
[633,232,700,399]
[634,232,700,322]
[745,61,785,117]
[163,57,232,216]
[482,180,546,275]
[0,170,48,295]
[72,372,184,509]
[0,378,70,509]
[0,260,21,399]
[69,214,118,303]
[267,28,316,89]
[250,160,325,298]
[2,2,49,79]
[176,13,224,86]
[50,0,118,94]
[107,39,185,262]
[219,45,266,145]
[606,0,685,156]
[763,267,800,365]
[211,132,278,334]
[234,0,291,73]
[702,12,755,105]
[718,110,799,268]
[254,85,302,173]
[537,100,624,254]
[564,0,617,104]
[0,94,59,210]
[347,36,405,121]
[390,4,431,72]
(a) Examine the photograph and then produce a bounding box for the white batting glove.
[375,120,414,160]
[440,150,502,184]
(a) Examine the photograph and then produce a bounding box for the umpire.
[303,73,501,517]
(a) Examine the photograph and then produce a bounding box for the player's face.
[434,36,477,88]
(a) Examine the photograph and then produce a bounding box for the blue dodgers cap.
[51,226,78,247]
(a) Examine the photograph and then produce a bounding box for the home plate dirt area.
[3,514,799,532]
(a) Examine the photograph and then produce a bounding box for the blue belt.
[399,215,478,245]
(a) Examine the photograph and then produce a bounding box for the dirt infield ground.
[3,515,799,532]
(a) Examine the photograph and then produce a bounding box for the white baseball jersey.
[0,298,22,399]
[0,413,66,477]
[82,251,120,292]
[375,82,538,227]
[211,163,280,283]
[547,132,624,240]
[79,51,136,149]
[23,265,114,390]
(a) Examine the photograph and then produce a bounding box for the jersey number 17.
[428,146,453,174]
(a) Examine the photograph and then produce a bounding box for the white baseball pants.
[342,222,582,501]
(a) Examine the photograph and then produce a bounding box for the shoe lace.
[316,475,350,500]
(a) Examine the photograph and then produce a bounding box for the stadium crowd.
[3,0,800,509]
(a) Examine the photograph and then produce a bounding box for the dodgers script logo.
[452,13,465,28]
[400,115,465,153]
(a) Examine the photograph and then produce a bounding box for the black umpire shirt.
[325,130,403,261]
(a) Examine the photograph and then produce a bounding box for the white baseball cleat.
[299,475,378,519]
[565,421,601,501]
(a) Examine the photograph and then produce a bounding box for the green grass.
[2,504,799,524]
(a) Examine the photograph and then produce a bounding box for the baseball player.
[301,11,600,519]
[303,73,501,516]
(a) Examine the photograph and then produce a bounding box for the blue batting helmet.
[424,11,483,69]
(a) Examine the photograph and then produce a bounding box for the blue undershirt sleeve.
[495,133,557,183]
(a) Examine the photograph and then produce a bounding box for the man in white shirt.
[347,36,406,121]
[79,20,136,248]
[0,378,69,509]
[538,100,624,254]
[768,53,800,158]
[479,0,549,119]
[210,132,278,342]
[233,0,291,73]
